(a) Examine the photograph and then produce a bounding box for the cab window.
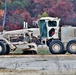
[48,21,57,27]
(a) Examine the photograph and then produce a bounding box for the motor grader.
[0,16,76,55]
[0,26,40,55]
[38,17,76,54]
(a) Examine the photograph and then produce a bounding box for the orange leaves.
[0,9,4,17]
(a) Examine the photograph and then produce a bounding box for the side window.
[48,21,57,27]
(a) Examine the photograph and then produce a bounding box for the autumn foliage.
[0,0,76,30]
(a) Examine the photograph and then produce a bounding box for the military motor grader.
[0,17,76,55]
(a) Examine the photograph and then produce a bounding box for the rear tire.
[49,40,64,54]
[66,40,76,54]
[0,41,6,55]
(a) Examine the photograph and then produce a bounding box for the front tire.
[0,41,6,55]
[5,44,10,55]
[66,40,76,54]
[49,40,64,54]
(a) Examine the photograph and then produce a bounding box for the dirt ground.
[0,69,76,75]
[0,55,76,75]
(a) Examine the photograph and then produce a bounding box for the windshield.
[48,21,57,27]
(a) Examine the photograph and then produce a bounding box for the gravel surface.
[0,55,76,75]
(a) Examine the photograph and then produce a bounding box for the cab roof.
[39,17,60,21]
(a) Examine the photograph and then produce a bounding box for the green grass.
[11,46,70,55]
[37,47,51,54]
[13,49,23,53]
[12,46,51,54]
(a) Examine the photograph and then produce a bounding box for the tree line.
[0,0,76,30]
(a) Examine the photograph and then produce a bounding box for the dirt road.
[0,55,76,75]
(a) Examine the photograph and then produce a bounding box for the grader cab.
[38,17,60,39]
